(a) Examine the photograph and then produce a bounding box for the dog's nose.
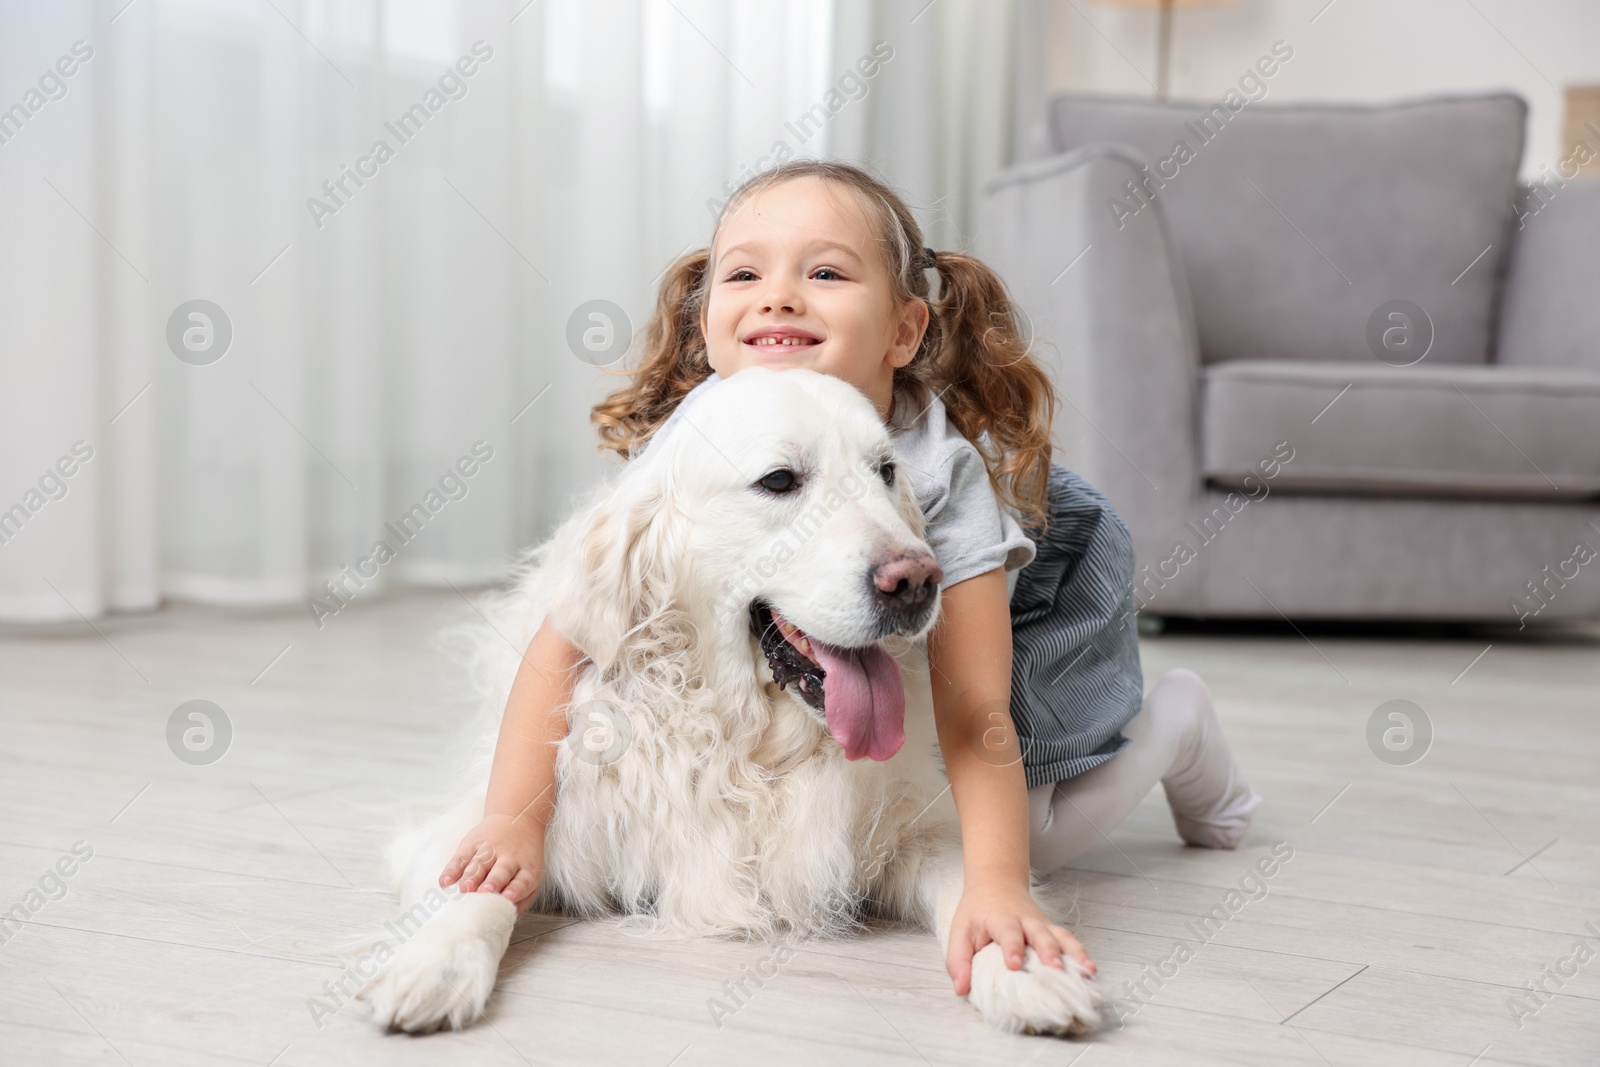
[870,551,943,614]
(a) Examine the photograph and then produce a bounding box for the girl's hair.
[590,159,1057,534]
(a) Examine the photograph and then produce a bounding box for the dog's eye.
[757,468,801,494]
[878,461,895,487]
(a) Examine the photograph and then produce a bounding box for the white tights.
[1026,668,1262,877]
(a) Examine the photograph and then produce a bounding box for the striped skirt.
[1008,464,1145,790]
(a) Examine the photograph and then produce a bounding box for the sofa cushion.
[1497,178,1600,371]
[1038,91,1526,366]
[1203,360,1600,500]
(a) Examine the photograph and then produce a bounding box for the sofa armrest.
[976,145,1205,601]
[1496,178,1600,371]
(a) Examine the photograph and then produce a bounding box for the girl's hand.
[439,813,545,912]
[945,877,1097,996]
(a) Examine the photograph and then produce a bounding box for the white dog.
[356,367,1105,1036]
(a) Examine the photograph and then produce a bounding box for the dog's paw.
[355,892,518,1034]
[966,941,1106,1036]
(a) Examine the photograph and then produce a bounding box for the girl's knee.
[1142,667,1214,739]
[1157,667,1206,695]
[1152,668,1212,713]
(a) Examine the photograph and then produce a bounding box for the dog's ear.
[541,460,685,675]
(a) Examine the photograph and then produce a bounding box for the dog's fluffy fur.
[356,367,1105,1035]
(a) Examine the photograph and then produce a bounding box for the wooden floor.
[1,589,1596,1066]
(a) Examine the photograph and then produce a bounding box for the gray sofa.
[976,91,1600,625]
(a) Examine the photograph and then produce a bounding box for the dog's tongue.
[810,640,906,761]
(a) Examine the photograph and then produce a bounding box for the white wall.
[1045,0,1600,177]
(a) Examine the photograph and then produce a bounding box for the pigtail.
[592,248,714,462]
[922,250,1056,537]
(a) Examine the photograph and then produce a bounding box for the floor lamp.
[1090,0,1237,101]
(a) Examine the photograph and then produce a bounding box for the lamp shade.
[1565,85,1600,178]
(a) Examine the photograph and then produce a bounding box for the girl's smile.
[742,325,823,351]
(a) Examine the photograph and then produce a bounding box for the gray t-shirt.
[633,371,1036,596]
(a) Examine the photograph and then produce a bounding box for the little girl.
[439,160,1261,997]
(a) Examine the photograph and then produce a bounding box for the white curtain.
[0,0,1040,623]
